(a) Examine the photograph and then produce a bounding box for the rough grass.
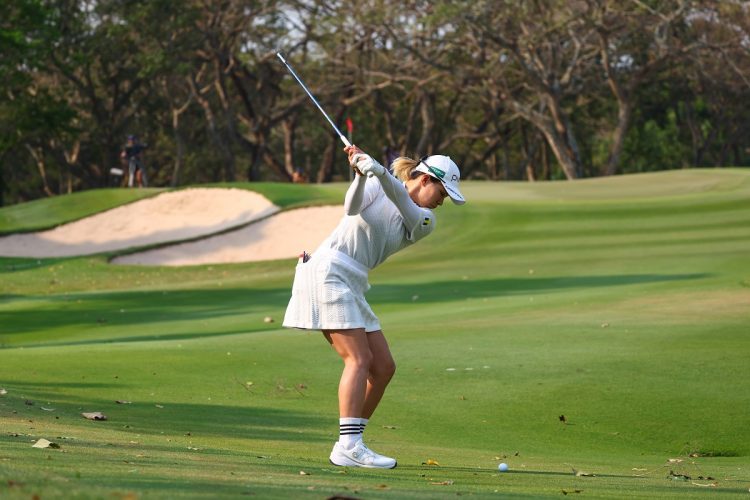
[1,169,749,499]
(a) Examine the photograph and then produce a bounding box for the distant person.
[283,144,465,468]
[121,135,148,188]
[292,167,308,184]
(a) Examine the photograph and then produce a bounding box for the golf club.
[276,52,351,148]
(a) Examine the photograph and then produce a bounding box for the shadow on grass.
[1,286,290,334]
[2,273,709,347]
[0,256,68,273]
[3,384,328,444]
[370,273,710,304]
[1,327,273,350]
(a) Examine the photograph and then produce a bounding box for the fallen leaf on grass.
[430,480,454,486]
[32,439,60,449]
[569,466,595,477]
[81,412,107,421]
[691,482,718,487]
[117,492,139,500]
[422,459,440,466]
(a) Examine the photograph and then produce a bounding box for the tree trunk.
[189,74,236,182]
[415,91,435,155]
[26,145,55,197]
[283,118,296,176]
[172,127,185,187]
[61,140,80,193]
[541,140,550,180]
[500,129,511,180]
[317,138,336,183]
[508,100,581,180]
[605,102,632,176]
[540,127,580,180]
[521,124,537,181]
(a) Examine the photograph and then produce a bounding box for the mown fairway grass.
[1,169,749,499]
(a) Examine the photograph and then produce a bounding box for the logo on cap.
[426,166,445,180]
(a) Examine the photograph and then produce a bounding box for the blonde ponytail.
[390,156,420,182]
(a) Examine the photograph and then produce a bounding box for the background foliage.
[1,0,749,204]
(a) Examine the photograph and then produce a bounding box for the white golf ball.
[498,463,509,472]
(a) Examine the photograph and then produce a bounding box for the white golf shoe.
[329,439,397,469]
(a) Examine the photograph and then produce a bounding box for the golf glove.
[352,153,386,177]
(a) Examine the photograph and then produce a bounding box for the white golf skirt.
[282,250,381,332]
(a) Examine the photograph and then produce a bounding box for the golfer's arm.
[344,174,367,215]
[378,172,424,231]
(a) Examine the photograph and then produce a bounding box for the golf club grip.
[341,135,373,176]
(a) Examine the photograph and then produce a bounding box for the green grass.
[1,169,750,498]
[207,182,347,209]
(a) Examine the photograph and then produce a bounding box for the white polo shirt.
[317,173,436,270]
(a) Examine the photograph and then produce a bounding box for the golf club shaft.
[276,52,351,148]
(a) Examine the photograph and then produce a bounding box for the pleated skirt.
[282,250,381,332]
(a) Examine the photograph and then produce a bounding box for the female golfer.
[283,145,465,468]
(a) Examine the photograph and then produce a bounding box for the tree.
[0,0,76,204]
[588,0,710,175]
[464,0,600,179]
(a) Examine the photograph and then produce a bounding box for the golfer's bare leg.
[362,331,396,419]
[323,329,371,417]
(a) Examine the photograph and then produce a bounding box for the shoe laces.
[352,443,377,462]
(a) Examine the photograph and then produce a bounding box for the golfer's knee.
[372,357,396,382]
[345,350,373,373]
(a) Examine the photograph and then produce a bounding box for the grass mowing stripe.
[1,170,749,498]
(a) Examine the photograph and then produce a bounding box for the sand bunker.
[112,205,343,266]
[0,188,279,258]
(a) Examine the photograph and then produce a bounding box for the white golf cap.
[414,155,466,205]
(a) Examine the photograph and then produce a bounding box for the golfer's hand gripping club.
[350,152,385,178]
